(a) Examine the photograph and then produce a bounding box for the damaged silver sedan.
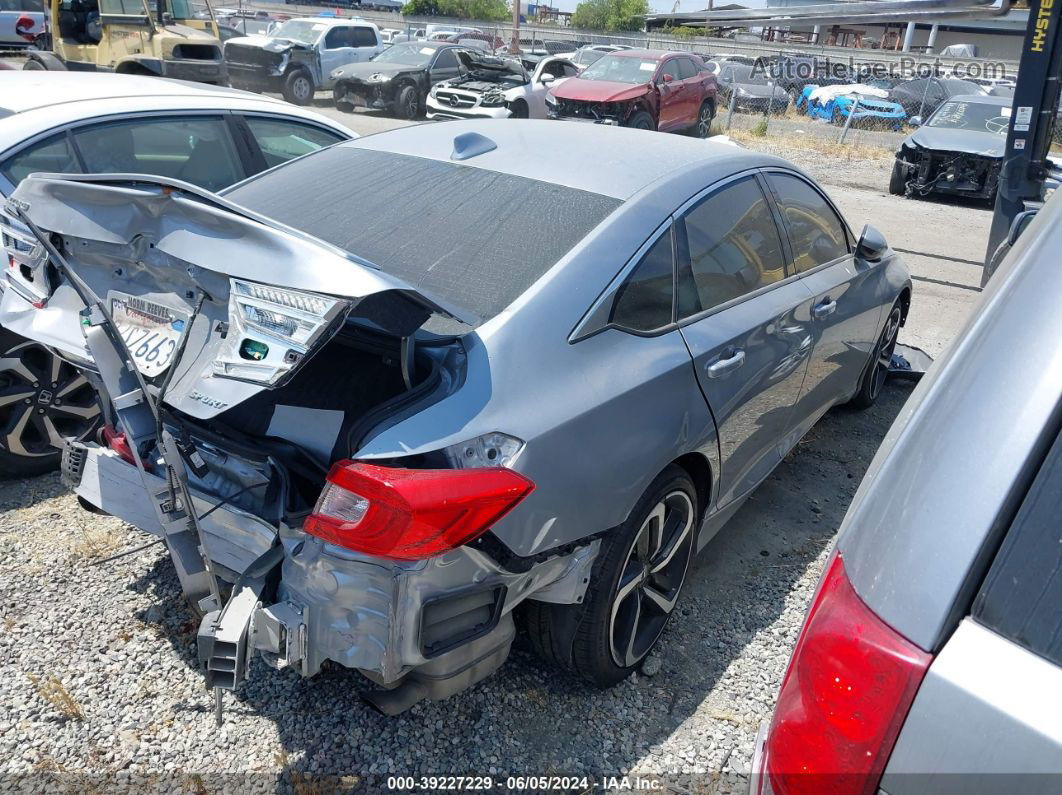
[0,120,911,714]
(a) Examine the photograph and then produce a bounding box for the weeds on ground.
[751,119,769,137]
[68,526,125,561]
[727,128,894,163]
[26,673,84,721]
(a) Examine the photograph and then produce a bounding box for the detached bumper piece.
[335,82,393,110]
[161,58,226,83]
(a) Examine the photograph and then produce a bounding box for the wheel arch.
[668,452,713,525]
[897,285,912,326]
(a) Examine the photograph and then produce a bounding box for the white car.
[0,72,354,476]
[427,53,578,120]
[555,44,632,69]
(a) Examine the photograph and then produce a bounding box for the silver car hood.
[1,173,470,418]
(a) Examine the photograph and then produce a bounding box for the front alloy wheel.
[609,490,695,667]
[0,338,100,477]
[849,302,902,409]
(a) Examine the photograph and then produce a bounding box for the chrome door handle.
[706,349,746,379]
[812,299,837,320]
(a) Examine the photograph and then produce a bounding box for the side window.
[351,27,378,47]
[660,60,681,82]
[433,48,458,69]
[721,68,734,82]
[562,63,579,78]
[767,172,849,273]
[676,58,697,80]
[72,117,243,192]
[243,117,345,169]
[324,27,351,49]
[609,227,674,333]
[676,176,787,318]
[1,133,82,185]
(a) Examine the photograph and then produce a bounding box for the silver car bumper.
[66,442,597,706]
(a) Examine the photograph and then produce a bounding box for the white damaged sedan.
[427,52,578,120]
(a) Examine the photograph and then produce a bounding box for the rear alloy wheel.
[849,301,902,409]
[524,465,697,686]
[283,70,314,105]
[393,85,419,120]
[694,100,714,138]
[0,335,100,477]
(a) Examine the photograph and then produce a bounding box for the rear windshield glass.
[223,146,620,326]
[973,428,1062,668]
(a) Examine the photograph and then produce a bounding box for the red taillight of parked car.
[763,553,932,795]
[303,460,535,561]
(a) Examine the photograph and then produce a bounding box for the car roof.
[346,119,790,201]
[0,74,354,160]
[287,16,375,27]
[0,72,283,115]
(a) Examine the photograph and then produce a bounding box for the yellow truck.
[23,0,226,84]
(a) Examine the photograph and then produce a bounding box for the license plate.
[110,295,189,377]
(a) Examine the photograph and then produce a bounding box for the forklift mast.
[983,0,1062,283]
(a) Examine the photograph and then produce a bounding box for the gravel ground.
[0,379,915,793]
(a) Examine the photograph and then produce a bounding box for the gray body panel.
[836,192,1062,653]
[882,619,1062,792]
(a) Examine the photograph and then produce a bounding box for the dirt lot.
[0,101,988,792]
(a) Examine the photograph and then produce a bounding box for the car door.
[763,169,884,427]
[655,58,686,130]
[675,57,702,123]
[428,46,462,85]
[350,24,382,62]
[320,26,355,81]
[675,173,815,509]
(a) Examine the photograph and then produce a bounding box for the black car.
[888,76,986,121]
[708,60,789,114]
[768,54,850,102]
[332,41,465,120]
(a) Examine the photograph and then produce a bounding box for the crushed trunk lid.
[1,173,474,419]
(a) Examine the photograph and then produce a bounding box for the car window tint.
[676,58,697,80]
[351,27,378,47]
[1,134,81,184]
[243,117,345,169]
[324,27,350,48]
[973,428,1062,668]
[768,173,848,273]
[72,117,242,193]
[610,227,674,332]
[676,176,786,318]
[661,60,681,81]
[433,48,457,69]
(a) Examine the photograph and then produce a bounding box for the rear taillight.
[102,425,151,470]
[303,460,535,561]
[763,553,932,795]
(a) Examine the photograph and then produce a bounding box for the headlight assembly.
[479,92,506,107]
[545,93,558,108]
[330,67,345,80]
[212,279,348,385]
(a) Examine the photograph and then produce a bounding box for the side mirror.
[540,74,555,84]
[660,72,674,84]
[856,224,888,262]
[909,115,922,127]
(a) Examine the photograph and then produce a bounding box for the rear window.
[972,428,1062,668]
[223,146,620,326]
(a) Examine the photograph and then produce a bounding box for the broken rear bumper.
[66,441,596,703]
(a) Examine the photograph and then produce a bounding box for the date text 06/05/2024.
[385,775,665,791]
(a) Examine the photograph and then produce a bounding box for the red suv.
[545,49,717,136]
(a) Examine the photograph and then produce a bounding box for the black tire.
[889,161,907,196]
[625,110,656,131]
[23,59,45,71]
[525,465,697,687]
[849,300,903,410]
[282,69,314,105]
[508,100,529,119]
[0,329,101,478]
[693,100,714,138]
[393,84,419,120]
[335,99,354,113]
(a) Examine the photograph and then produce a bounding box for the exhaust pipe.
[361,680,429,716]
